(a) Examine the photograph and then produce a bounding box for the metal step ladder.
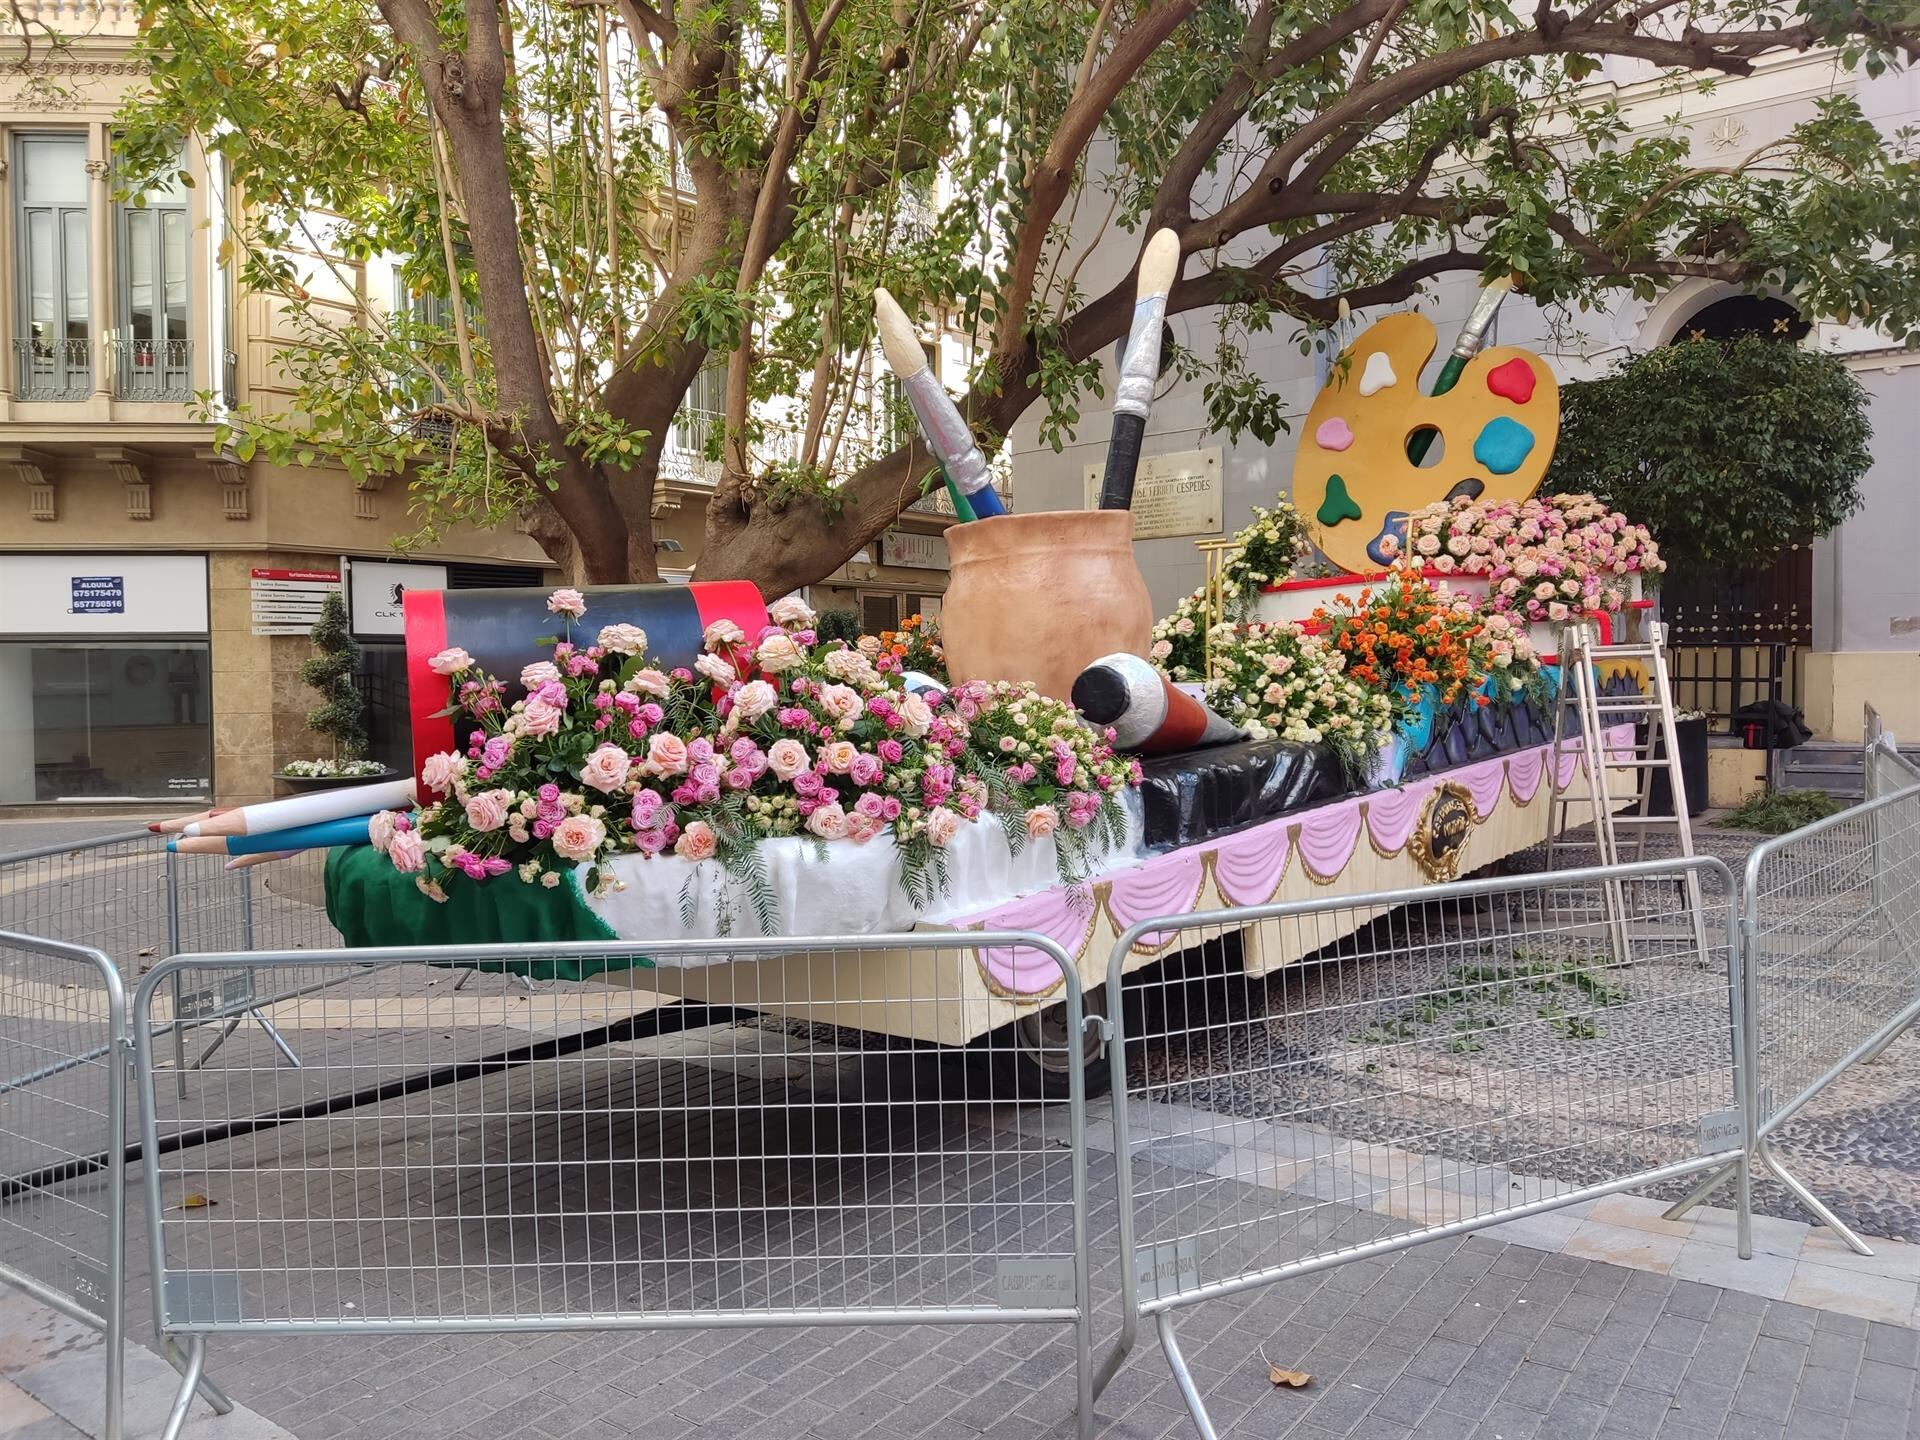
[1546,620,1708,961]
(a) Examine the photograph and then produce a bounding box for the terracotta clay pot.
[941,511,1154,702]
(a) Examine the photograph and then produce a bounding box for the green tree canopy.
[105,0,1920,593]
[1545,336,1871,572]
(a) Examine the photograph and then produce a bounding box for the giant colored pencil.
[225,850,298,872]
[169,815,375,857]
[1405,275,1513,464]
[182,777,416,839]
[152,807,232,835]
[874,287,1006,518]
[1097,229,1182,512]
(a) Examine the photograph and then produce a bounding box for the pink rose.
[849,752,883,787]
[1025,805,1059,840]
[817,684,863,727]
[694,653,738,686]
[428,647,473,676]
[421,751,465,796]
[845,812,883,844]
[579,743,633,794]
[897,694,934,738]
[547,588,586,618]
[464,788,513,832]
[644,732,690,777]
[625,668,671,698]
[550,813,606,862]
[818,740,859,774]
[387,828,425,873]
[596,623,647,656]
[767,738,810,780]
[368,809,397,853]
[731,680,778,723]
[520,697,564,737]
[673,820,718,861]
[755,633,803,673]
[703,618,746,648]
[520,661,561,688]
[806,802,850,840]
[925,806,962,847]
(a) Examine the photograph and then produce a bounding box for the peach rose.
[644,733,690,777]
[625,668,671,698]
[521,661,561,688]
[703,618,746,648]
[428,647,472,676]
[818,683,863,726]
[464,789,513,832]
[755,633,803,673]
[766,738,811,780]
[547,587,586,618]
[806,802,849,840]
[673,820,718,861]
[579,743,633,794]
[520,697,564,738]
[769,596,816,628]
[818,740,859,774]
[730,680,778,723]
[550,813,606,862]
[694,653,738,686]
[368,809,397,853]
[421,751,465,796]
[845,812,882,843]
[387,828,425,873]
[596,623,648,656]
[824,649,876,684]
[897,694,934,738]
[925,806,962,847]
[1025,805,1059,840]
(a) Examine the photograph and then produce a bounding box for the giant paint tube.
[874,288,1007,519]
[183,777,416,838]
[404,581,767,785]
[1070,652,1242,754]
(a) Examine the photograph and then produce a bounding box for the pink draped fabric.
[1295,800,1365,882]
[1211,824,1294,907]
[1363,780,1433,857]
[1105,849,1207,949]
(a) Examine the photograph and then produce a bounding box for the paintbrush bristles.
[873,288,929,380]
[1136,229,1181,303]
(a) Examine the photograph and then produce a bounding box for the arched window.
[1669,294,1808,345]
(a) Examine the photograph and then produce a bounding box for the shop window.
[0,643,213,802]
[861,592,900,635]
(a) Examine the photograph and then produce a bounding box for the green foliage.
[1716,788,1845,833]
[814,609,863,645]
[298,593,367,760]
[1547,338,1871,573]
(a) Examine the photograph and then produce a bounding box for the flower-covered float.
[182,293,1655,1093]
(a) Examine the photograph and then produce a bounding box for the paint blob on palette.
[1292,311,1560,575]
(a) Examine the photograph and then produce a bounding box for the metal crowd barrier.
[130,934,1099,1440]
[0,931,129,1440]
[1092,856,1746,1439]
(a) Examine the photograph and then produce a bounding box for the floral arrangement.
[1396,493,1664,625]
[864,613,947,682]
[377,590,1137,925]
[1148,587,1210,683]
[1202,619,1392,773]
[1227,502,1311,603]
[1312,570,1490,717]
[280,758,389,779]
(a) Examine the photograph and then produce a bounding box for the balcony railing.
[111,335,194,402]
[12,337,93,402]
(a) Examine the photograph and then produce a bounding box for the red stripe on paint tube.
[403,589,453,787]
[1150,682,1212,753]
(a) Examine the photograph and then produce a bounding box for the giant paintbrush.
[1096,228,1182,512]
[1405,274,1514,464]
[874,287,1005,519]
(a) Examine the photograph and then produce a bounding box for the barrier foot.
[163,1338,233,1415]
[250,1010,304,1069]
[1092,1321,1137,1404]
[1156,1313,1219,1440]
[159,1338,205,1440]
[1759,1141,1873,1256]
[1860,1013,1916,1066]
[1661,1160,1736,1223]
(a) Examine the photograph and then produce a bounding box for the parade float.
[163,242,1666,1090]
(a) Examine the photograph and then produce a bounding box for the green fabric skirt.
[323,844,654,981]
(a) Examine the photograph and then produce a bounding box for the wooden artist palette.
[1294,311,1559,575]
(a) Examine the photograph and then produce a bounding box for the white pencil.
[182,777,416,838]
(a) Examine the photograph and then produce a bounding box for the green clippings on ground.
[1716,788,1844,834]
[1565,966,1630,1007]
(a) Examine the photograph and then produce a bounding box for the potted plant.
[279,593,394,788]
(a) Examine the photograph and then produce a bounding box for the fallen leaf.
[169,1194,217,1211]
[137,947,157,958]
[1269,1367,1312,1389]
